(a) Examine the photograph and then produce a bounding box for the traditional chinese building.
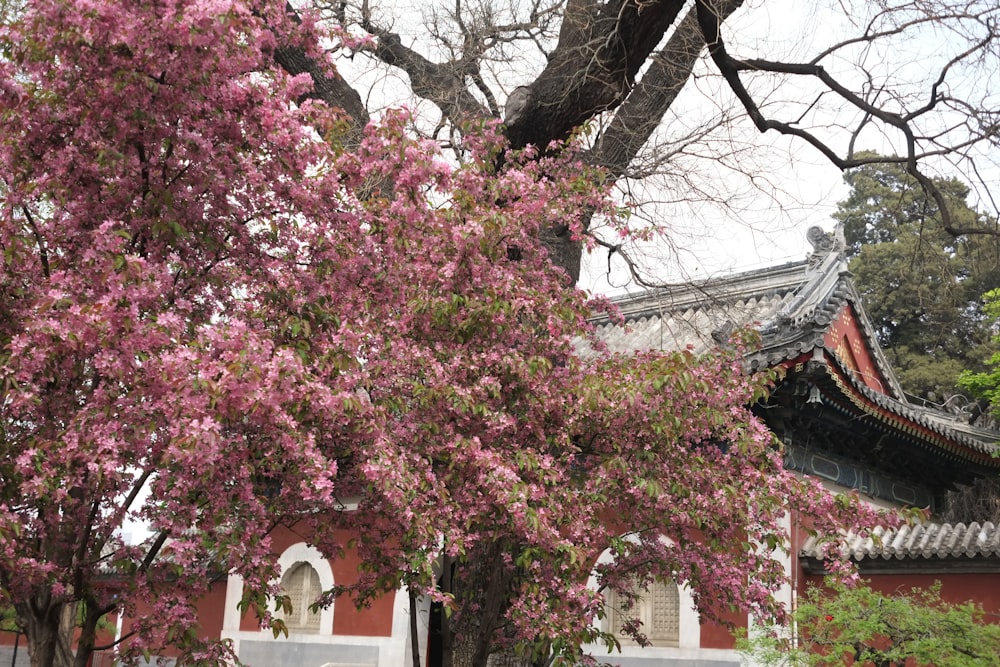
[582,225,1000,667]
[592,226,1000,513]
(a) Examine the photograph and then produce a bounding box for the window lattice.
[648,579,679,641]
[280,562,322,634]
[608,578,680,646]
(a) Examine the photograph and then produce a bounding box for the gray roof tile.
[801,522,1000,561]
[586,240,905,397]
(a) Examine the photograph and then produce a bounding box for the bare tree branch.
[360,0,491,124]
[694,0,1000,237]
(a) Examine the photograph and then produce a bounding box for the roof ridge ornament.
[805,224,847,271]
[772,224,849,326]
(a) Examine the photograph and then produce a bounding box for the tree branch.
[587,0,742,176]
[505,0,690,149]
[361,0,490,124]
[694,0,998,238]
[272,3,369,144]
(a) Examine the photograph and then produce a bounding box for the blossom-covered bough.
[0,2,890,667]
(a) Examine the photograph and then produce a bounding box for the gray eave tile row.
[801,522,1000,561]
[584,261,816,358]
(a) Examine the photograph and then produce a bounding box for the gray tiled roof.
[585,234,906,398]
[582,260,813,359]
[801,522,1000,561]
[583,227,1000,466]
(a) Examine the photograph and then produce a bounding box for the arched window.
[607,578,680,646]
[279,562,322,634]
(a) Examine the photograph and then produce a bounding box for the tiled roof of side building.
[801,522,1000,561]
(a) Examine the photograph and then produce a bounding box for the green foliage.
[959,290,1000,419]
[1,604,16,632]
[835,154,1000,402]
[739,579,1000,667]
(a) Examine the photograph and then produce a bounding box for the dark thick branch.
[271,3,369,144]
[362,0,490,125]
[21,204,50,278]
[506,0,708,284]
[505,0,689,150]
[368,32,491,122]
[554,2,740,286]
[273,43,370,143]
[587,0,742,176]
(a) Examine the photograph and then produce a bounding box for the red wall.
[700,609,745,649]
[803,571,1000,622]
[236,523,396,637]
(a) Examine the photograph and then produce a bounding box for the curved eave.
[750,273,907,401]
[820,352,1000,468]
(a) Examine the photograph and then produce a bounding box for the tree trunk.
[440,542,525,667]
[504,0,689,151]
[16,597,77,667]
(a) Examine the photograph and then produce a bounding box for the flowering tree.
[0,2,368,664]
[1,2,888,667]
